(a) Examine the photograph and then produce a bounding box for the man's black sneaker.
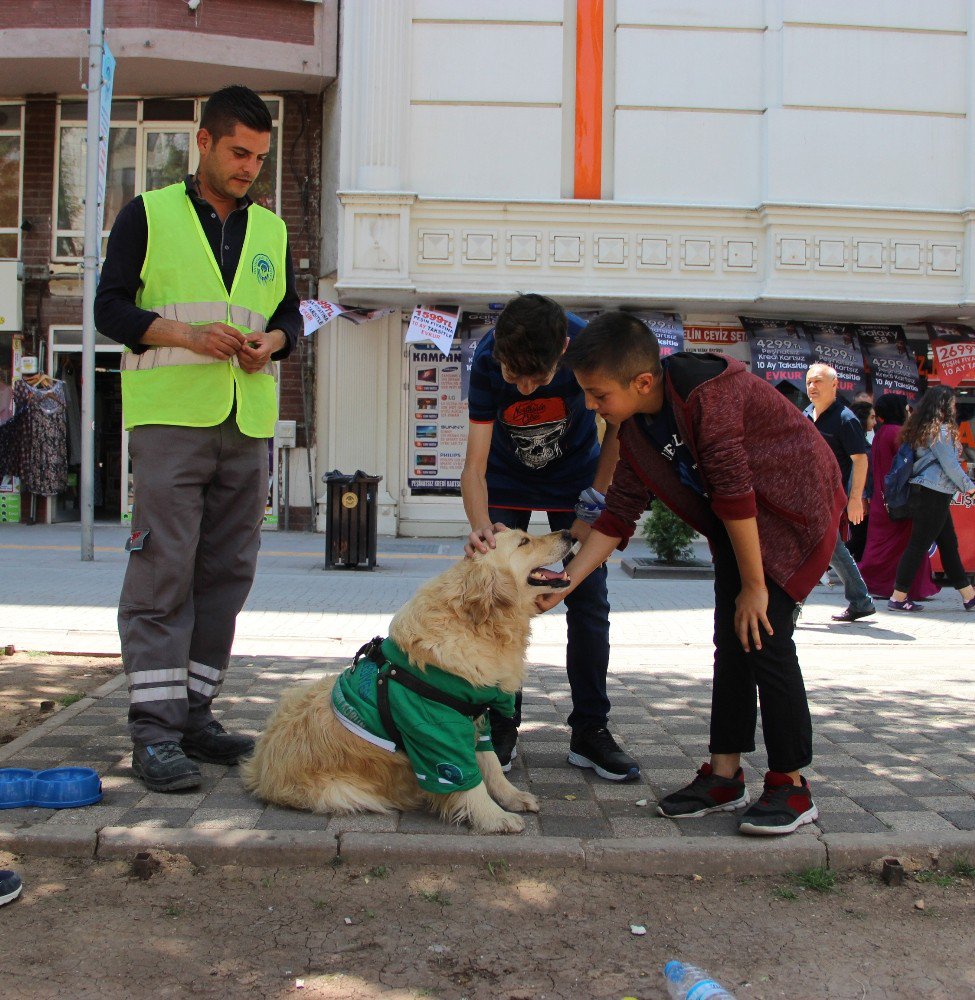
[657,762,750,818]
[132,741,202,792]
[738,771,818,836]
[491,717,519,773]
[181,720,255,765]
[567,727,640,782]
[0,870,23,906]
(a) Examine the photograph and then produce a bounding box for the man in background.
[804,364,876,623]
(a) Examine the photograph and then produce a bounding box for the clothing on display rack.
[9,376,69,496]
[0,375,20,480]
[59,357,82,466]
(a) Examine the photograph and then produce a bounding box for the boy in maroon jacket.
[537,311,846,835]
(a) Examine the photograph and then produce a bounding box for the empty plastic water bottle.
[663,960,736,999]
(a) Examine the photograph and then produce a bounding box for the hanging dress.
[12,379,69,496]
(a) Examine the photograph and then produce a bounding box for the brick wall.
[21,97,57,349]
[0,0,316,44]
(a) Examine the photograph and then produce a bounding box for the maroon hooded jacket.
[593,353,846,602]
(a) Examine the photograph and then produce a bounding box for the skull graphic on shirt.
[500,396,569,470]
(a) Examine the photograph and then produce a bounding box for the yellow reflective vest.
[120,181,287,438]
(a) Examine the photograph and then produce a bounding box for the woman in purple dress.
[857,393,940,601]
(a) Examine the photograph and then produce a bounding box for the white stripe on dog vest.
[333,709,397,753]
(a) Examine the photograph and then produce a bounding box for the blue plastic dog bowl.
[31,767,102,809]
[0,769,35,809]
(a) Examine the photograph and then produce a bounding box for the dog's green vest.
[120,181,287,437]
[331,638,516,794]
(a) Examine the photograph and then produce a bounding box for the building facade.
[321,0,975,536]
[0,0,335,526]
[4,2,974,536]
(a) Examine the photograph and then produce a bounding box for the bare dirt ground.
[0,651,123,745]
[1,850,973,999]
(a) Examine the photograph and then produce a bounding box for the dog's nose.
[560,530,573,543]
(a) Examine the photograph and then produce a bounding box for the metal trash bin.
[322,470,383,569]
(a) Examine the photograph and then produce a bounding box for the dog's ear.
[454,555,519,627]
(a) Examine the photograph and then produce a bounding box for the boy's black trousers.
[708,533,813,774]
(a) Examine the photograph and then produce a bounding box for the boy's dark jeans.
[895,485,968,592]
[486,507,611,733]
[709,534,813,774]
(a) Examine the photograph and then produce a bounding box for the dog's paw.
[501,788,539,814]
[473,810,525,835]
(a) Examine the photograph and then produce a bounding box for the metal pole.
[283,448,290,532]
[80,0,105,561]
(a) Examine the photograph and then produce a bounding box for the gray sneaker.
[0,870,23,907]
[132,741,202,792]
[181,720,255,765]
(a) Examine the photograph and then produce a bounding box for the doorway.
[48,328,129,524]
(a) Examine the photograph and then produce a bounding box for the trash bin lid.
[322,469,383,484]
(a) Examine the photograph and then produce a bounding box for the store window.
[52,97,282,261]
[0,104,24,260]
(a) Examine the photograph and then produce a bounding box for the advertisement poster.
[405,306,461,357]
[299,300,393,336]
[408,339,469,493]
[926,322,975,389]
[740,317,812,390]
[632,311,684,358]
[802,321,866,399]
[458,310,498,400]
[856,324,920,400]
[682,324,751,370]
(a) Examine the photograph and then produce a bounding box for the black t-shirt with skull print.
[468,317,600,510]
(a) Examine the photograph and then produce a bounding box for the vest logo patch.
[251,253,275,284]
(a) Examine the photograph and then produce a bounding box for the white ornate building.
[312,0,975,535]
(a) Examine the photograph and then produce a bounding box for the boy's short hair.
[562,310,662,382]
[201,85,273,141]
[492,294,568,377]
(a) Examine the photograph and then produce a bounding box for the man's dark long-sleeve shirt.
[94,177,300,360]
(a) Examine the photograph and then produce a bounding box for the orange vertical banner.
[574,0,603,199]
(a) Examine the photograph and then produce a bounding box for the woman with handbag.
[888,386,975,612]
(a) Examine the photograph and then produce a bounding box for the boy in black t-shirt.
[461,294,640,782]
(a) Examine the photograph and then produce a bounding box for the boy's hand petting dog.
[734,583,773,652]
[535,588,568,613]
[569,517,591,543]
[464,522,509,558]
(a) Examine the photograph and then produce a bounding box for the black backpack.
[882,443,916,520]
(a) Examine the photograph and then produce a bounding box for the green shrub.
[641,500,696,563]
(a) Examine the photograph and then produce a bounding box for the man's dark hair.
[850,400,874,431]
[200,85,272,141]
[563,310,662,382]
[492,294,567,376]
[874,392,908,426]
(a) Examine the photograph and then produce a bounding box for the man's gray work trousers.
[118,416,268,747]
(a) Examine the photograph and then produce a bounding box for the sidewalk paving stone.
[1,524,973,870]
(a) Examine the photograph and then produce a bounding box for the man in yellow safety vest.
[95,85,300,792]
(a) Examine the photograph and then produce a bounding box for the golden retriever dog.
[242,528,574,834]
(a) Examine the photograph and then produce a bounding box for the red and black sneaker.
[737,771,819,836]
[657,762,750,818]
